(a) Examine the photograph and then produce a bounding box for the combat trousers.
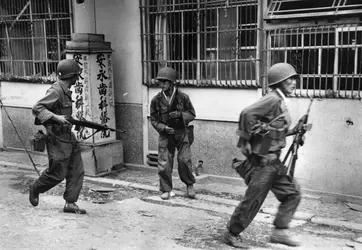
[33,132,84,203]
[157,130,196,192]
[228,153,301,234]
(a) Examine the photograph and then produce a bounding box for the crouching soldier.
[150,66,196,200]
[29,59,86,214]
[224,63,309,248]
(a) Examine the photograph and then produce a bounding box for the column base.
[80,140,124,176]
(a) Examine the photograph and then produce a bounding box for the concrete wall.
[147,87,362,197]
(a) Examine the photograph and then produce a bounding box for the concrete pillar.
[65,33,123,176]
[72,0,96,33]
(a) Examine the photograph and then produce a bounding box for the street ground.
[1,165,362,250]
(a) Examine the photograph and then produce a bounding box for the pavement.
[2,147,362,235]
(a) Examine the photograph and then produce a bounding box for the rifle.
[283,98,313,179]
[66,117,125,136]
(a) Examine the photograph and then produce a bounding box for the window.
[266,24,362,98]
[266,0,362,20]
[0,0,73,81]
[140,0,259,87]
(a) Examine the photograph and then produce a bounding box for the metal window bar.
[266,0,362,20]
[0,0,73,81]
[139,0,259,88]
[265,23,362,99]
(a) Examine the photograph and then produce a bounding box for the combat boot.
[63,202,87,214]
[160,192,170,200]
[223,230,249,249]
[270,228,300,247]
[29,184,39,207]
[186,185,196,199]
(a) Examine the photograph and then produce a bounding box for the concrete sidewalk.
[2,148,362,234]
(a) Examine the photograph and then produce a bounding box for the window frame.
[0,0,73,82]
[265,24,362,99]
[140,0,260,88]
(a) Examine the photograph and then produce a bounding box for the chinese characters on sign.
[96,53,110,138]
[70,52,116,143]
[73,53,92,140]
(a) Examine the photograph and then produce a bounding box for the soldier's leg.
[158,134,175,193]
[34,137,72,193]
[176,135,195,187]
[271,176,301,228]
[29,137,72,207]
[228,164,277,234]
[177,135,196,198]
[269,174,301,247]
[63,139,84,203]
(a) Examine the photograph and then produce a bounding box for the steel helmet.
[156,67,177,82]
[57,59,81,80]
[267,63,298,87]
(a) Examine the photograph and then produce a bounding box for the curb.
[3,161,362,233]
[85,176,362,233]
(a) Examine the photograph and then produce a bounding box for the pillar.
[65,33,123,176]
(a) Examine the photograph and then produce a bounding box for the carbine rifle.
[66,116,125,135]
[283,98,313,179]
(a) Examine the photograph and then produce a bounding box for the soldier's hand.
[302,123,313,132]
[52,114,71,125]
[169,111,181,119]
[241,141,252,157]
[164,126,175,134]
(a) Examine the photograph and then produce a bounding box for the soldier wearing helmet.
[29,59,86,214]
[224,63,308,248]
[150,66,197,200]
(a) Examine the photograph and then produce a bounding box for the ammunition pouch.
[49,124,72,136]
[250,132,272,156]
[33,130,47,152]
[232,158,252,180]
[187,125,194,145]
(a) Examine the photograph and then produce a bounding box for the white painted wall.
[1,82,50,108]
[147,88,262,122]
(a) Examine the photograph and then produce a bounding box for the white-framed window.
[0,0,73,81]
[140,0,259,88]
[266,24,362,99]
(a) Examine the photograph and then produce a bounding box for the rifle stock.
[66,117,125,134]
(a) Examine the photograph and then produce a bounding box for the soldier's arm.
[180,94,196,125]
[237,95,279,142]
[32,88,59,124]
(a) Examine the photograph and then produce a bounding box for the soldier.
[150,66,196,200]
[29,59,86,214]
[224,63,309,248]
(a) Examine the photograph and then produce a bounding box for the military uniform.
[228,89,301,234]
[150,88,196,193]
[32,80,84,203]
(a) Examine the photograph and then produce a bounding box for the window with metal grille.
[266,0,362,20]
[140,0,259,88]
[266,24,362,99]
[0,0,73,82]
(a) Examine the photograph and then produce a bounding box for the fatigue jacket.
[33,80,73,124]
[237,90,292,152]
[150,88,196,133]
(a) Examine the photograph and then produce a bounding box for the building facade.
[1,0,362,199]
